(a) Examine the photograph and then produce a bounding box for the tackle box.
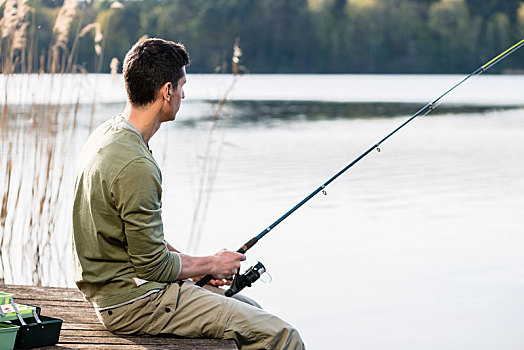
[1,291,62,349]
[0,292,13,305]
[10,315,63,349]
[0,322,20,350]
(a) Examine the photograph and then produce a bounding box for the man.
[72,38,305,349]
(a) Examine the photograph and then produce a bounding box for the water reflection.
[176,100,520,127]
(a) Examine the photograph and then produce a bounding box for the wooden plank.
[62,323,107,331]
[0,284,238,349]
[42,343,237,350]
[59,336,237,346]
[14,298,91,307]
[58,329,238,346]
[3,285,85,300]
[60,329,140,338]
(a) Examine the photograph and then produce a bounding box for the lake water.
[1,74,523,349]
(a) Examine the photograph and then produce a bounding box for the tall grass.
[0,0,117,286]
[0,1,244,283]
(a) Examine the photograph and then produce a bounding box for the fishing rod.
[196,38,524,295]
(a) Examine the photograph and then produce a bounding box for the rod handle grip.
[237,237,259,254]
[195,274,213,287]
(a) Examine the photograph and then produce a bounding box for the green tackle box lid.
[0,303,36,323]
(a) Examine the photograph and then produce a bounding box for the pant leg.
[160,282,305,350]
[95,287,171,335]
[203,282,262,309]
[97,282,305,350]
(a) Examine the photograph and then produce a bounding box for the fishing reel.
[225,261,267,297]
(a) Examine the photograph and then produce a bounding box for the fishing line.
[196,38,524,293]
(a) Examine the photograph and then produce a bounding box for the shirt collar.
[116,114,150,151]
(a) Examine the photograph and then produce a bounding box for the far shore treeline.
[1,0,524,74]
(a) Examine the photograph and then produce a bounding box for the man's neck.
[121,102,163,146]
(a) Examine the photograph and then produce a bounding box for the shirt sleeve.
[111,157,181,282]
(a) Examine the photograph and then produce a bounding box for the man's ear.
[161,82,172,101]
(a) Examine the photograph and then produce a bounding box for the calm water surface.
[1,75,523,349]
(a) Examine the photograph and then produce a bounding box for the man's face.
[163,67,186,122]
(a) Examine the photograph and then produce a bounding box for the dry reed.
[53,0,76,48]
[110,57,119,77]
[1,0,31,73]
[110,1,124,9]
[51,0,77,73]
[137,34,148,43]
[11,21,28,50]
[79,22,103,56]
[0,0,105,286]
[12,0,29,52]
[186,38,246,253]
[1,0,18,39]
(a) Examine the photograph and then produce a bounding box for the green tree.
[485,12,512,54]
[4,0,524,74]
[466,0,522,23]
[518,2,524,36]
[428,0,481,72]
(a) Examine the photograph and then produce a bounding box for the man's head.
[123,38,190,108]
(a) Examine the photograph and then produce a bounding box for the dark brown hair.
[123,38,190,107]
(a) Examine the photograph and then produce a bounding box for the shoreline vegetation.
[0,1,523,75]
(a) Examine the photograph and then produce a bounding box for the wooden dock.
[0,284,238,349]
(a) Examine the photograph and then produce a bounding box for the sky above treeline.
[1,0,523,74]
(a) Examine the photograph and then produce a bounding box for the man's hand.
[210,249,246,280]
[175,247,245,281]
[191,275,232,287]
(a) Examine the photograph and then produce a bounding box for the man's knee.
[274,324,305,350]
[202,282,263,309]
[232,293,262,309]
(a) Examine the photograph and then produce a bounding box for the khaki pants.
[96,281,305,350]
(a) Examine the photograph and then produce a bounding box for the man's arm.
[113,157,243,283]
[165,241,180,253]
[166,242,245,281]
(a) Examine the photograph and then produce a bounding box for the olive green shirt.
[72,115,181,308]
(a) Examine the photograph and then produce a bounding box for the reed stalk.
[0,0,106,286]
[187,39,246,254]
